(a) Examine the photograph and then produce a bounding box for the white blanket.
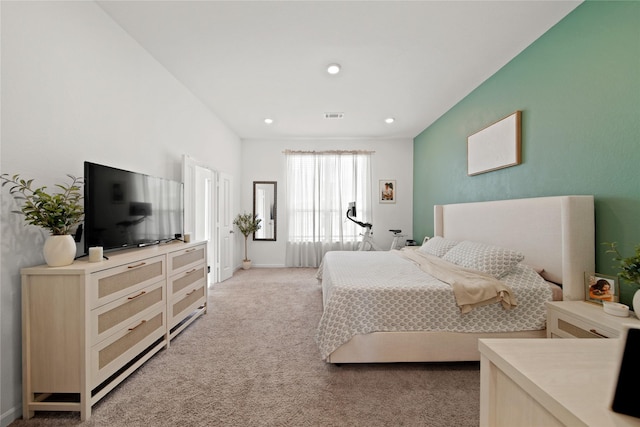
[316,250,552,360]
[396,249,517,314]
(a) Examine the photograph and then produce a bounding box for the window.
[285,151,372,267]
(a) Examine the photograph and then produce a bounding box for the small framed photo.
[585,272,619,304]
[379,180,396,204]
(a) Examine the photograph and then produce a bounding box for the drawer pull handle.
[128,320,146,331]
[127,291,146,300]
[186,289,197,296]
[185,268,197,275]
[589,329,608,338]
[185,248,196,253]
[127,262,146,269]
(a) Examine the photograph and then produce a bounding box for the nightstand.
[546,300,640,338]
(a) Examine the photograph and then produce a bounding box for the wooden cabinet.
[479,338,640,427]
[21,241,207,421]
[546,301,640,338]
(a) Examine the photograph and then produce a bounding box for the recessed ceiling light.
[385,117,395,124]
[327,63,341,75]
[264,118,274,125]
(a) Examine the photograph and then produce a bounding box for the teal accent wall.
[413,1,640,305]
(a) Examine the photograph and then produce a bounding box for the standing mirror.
[253,181,277,241]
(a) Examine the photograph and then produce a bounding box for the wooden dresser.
[21,241,207,421]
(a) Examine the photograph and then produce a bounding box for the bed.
[316,195,595,363]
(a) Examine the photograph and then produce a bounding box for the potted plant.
[1,173,84,267]
[605,242,640,311]
[233,212,262,269]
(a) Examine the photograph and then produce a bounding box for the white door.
[218,172,234,282]
[182,155,217,284]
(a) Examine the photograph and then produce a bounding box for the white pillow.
[442,240,524,278]
[418,236,459,257]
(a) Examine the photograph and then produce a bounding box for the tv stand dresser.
[21,240,208,421]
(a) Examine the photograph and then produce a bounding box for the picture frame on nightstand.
[585,272,619,304]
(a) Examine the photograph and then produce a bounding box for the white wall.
[241,138,414,267]
[0,2,241,425]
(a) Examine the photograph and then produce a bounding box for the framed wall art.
[467,110,522,176]
[379,180,395,203]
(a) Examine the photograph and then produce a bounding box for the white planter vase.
[633,290,640,318]
[43,235,76,267]
[242,260,252,270]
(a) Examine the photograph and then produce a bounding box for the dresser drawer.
[91,309,166,386]
[170,265,207,296]
[170,283,206,328]
[90,256,165,308]
[91,281,165,345]
[169,245,206,275]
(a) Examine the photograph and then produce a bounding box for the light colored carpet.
[10,267,480,426]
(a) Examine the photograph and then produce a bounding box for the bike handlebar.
[346,209,372,229]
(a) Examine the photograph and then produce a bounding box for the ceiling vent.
[324,112,344,119]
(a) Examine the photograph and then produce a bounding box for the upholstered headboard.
[434,196,594,301]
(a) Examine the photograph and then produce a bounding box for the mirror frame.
[253,181,277,241]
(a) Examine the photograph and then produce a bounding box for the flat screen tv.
[84,162,183,254]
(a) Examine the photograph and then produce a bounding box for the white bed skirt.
[325,329,546,363]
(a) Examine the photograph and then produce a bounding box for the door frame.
[182,155,222,283]
[218,171,234,282]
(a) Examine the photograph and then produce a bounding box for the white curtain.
[285,151,372,267]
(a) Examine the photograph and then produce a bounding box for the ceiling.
[97,1,581,140]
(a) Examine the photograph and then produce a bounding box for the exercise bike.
[346,202,405,251]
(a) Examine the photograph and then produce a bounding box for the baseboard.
[234,264,286,269]
[250,264,286,268]
[1,404,20,427]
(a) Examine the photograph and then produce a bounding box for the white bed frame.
[325,195,594,363]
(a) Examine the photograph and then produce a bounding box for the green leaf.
[0,173,84,235]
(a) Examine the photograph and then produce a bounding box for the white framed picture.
[379,180,396,204]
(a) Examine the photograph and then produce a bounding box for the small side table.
[546,300,640,338]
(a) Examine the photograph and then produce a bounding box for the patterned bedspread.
[315,250,552,360]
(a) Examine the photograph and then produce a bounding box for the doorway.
[183,155,232,284]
